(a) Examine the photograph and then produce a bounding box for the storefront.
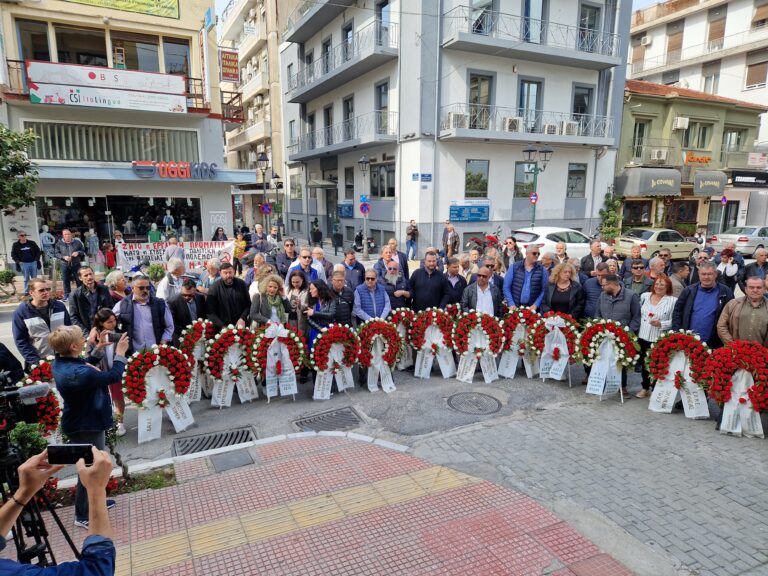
[615,167,681,229]
[730,170,768,231]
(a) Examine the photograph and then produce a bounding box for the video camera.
[0,370,52,458]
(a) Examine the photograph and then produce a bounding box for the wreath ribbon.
[367,336,396,393]
[721,370,764,438]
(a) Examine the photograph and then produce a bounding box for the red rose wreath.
[389,308,415,331]
[205,327,259,382]
[452,311,504,358]
[527,312,580,361]
[252,325,308,376]
[445,303,461,318]
[122,345,192,408]
[21,358,61,435]
[409,307,454,354]
[705,340,768,411]
[579,319,639,368]
[501,307,540,356]
[646,330,710,388]
[357,319,403,367]
[310,324,360,373]
[179,319,216,363]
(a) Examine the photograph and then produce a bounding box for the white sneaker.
[116,423,127,436]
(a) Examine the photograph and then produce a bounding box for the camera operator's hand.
[16,450,65,503]
[76,447,111,493]
[115,333,130,357]
[96,330,112,349]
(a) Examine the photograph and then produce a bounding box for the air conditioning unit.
[651,148,668,161]
[447,112,468,129]
[255,94,264,107]
[640,36,652,46]
[560,121,579,136]
[543,123,560,135]
[672,116,690,130]
[502,117,523,132]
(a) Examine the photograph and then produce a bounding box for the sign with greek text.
[26,61,186,94]
[117,240,234,270]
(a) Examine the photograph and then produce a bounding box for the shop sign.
[131,161,218,180]
[748,152,768,167]
[731,171,768,188]
[684,151,712,165]
[62,0,179,18]
[117,241,234,270]
[30,84,187,113]
[26,61,186,94]
[449,204,490,222]
[219,50,240,83]
[693,171,727,196]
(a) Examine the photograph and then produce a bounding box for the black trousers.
[638,338,653,390]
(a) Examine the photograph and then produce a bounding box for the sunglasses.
[285,243,294,247]
[477,274,489,279]
[136,286,150,291]
[632,266,644,269]
[365,277,377,281]
[529,252,540,256]
[18,234,26,237]
[301,255,311,259]
[387,268,399,272]
[36,287,51,293]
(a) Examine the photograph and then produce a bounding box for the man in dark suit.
[440,257,467,308]
[168,279,207,346]
[461,267,503,317]
[206,263,250,332]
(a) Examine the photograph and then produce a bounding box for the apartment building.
[0,0,248,262]
[616,80,767,236]
[279,0,632,249]
[630,0,768,143]
[218,0,285,230]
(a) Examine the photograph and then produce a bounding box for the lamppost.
[522,143,554,228]
[358,155,370,260]
[256,152,269,228]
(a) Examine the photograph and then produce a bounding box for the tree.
[0,125,38,210]
[598,190,623,242]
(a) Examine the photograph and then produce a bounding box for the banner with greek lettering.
[313,344,353,400]
[649,352,685,414]
[366,337,396,393]
[498,324,526,378]
[165,394,194,433]
[188,341,207,402]
[414,350,434,379]
[456,355,478,384]
[117,240,234,270]
[395,323,414,370]
[313,370,334,400]
[721,370,765,438]
[211,376,235,408]
[480,352,499,384]
[138,407,163,444]
[264,324,296,400]
[540,317,569,381]
[235,372,259,403]
[586,336,620,396]
[436,348,457,379]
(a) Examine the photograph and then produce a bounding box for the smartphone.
[48,444,94,465]
[106,332,123,344]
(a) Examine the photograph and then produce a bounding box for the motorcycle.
[353,229,377,253]
[465,225,502,252]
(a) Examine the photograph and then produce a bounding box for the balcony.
[287,22,399,104]
[632,26,768,76]
[284,0,356,44]
[238,18,267,62]
[219,0,256,42]
[439,103,613,146]
[221,90,244,124]
[442,5,621,70]
[720,148,768,170]
[226,117,271,151]
[626,139,681,166]
[241,70,269,103]
[288,111,397,161]
[632,0,701,29]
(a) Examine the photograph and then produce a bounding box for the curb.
[56,431,409,489]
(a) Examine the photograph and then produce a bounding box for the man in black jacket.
[55,229,86,300]
[69,267,113,334]
[461,267,504,317]
[275,238,297,277]
[381,260,410,309]
[330,271,355,326]
[11,231,42,295]
[386,238,410,281]
[206,262,250,332]
[440,257,467,308]
[168,280,207,346]
[738,247,768,292]
[580,241,604,278]
[672,261,733,348]
[410,252,444,311]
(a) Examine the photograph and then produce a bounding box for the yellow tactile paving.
[120,465,475,575]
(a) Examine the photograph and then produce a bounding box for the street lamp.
[358,155,370,260]
[522,144,554,228]
[256,152,269,227]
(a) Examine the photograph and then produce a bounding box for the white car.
[511,227,608,260]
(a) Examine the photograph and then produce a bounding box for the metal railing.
[632,0,700,27]
[287,22,399,96]
[632,26,768,73]
[221,91,244,123]
[440,103,613,138]
[284,0,319,35]
[443,5,619,57]
[628,138,681,164]
[288,110,397,156]
[720,148,768,169]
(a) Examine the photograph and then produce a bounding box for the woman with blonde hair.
[249,274,290,328]
[541,262,585,317]
[605,258,619,275]
[104,270,130,304]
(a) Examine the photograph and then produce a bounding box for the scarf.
[267,293,288,324]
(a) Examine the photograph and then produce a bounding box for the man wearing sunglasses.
[461,266,503,317]
[12,278,71,368]
[168,279,207,346]
[503,245,548,310]
[288,247,321,282]
[353,272,391,324]
[276,239,297,277]
[113,274,173,354]
[624,259,653,296]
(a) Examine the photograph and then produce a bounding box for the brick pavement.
[6,437,632,575]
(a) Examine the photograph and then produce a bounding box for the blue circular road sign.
[529,192,538,205]
[360,202,371,215]
[261,203,272,215]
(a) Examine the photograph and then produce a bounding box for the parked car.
[511,227,608,260]
[708,226,768,257]
[615,228,699,260]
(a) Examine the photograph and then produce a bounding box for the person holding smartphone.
[87,308,127,437]
[50,325,129,529]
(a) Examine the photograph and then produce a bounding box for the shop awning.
[614,167,681,197]
[693,170,727,196]
[307,179,338,188]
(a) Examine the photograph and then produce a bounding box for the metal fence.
[288,110,397,156]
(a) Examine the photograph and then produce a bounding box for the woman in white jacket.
[636,275,677,398]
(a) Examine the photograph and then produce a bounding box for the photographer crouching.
[0,447,115,574]
[49,326,129,529]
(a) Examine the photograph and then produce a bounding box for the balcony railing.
[227,116,270,149]
[284,0,317,34]
[443,5,619,57]
[288,110,397,156]
[221,90,244,123]
[720,148,768,169]
[632,26,768,73]
[440,103,613,139]
[632,0,700,27]
[287,22,399,96]
[628,138,681,165]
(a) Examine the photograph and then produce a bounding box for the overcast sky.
[633,0,663,9]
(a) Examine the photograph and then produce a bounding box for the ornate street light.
[256,152,269,227]
[358,155,370,259]
[522,144,554,228]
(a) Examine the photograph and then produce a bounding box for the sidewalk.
[37,436,632,575]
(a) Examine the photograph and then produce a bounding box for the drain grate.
[447,392,502,415]
[294,406,362,432]
[171,426,257,456]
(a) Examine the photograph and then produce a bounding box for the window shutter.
[753,4,768,25]
[702,60,721,76]
[708,19,725,42]
[667,31,683,53]
[746,61,768,87]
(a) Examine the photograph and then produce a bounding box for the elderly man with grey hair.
[672,260,733,348]
[738,247,768,292]
[540,252,555,273]
[156,257,186,300]
[197,257,221,296]
[647,256,666,281]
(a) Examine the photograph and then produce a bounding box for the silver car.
[709,226,768,257]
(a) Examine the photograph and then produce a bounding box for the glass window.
[55,26,107,66]
[370,163,395,198]
[345,226,355,241]
[572,86,593,116]
[111,31,159,72]
[163,37,190,75]
[566,163,587,198]
[288,120,296,144]
[746,61,768,88]
[722,129,744,151]
[702,73,719,93]
[289,173,303,200]
[565,231,590,244]
[632,121,649,158]
[465,159,489,198]
[514,161,535,198]
[17,19,50,61]
[345,167,354,200]
[469,74,493,129]
[697,124,712,149]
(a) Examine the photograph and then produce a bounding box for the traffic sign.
[721,196,728,205]
[359,202,371,215]
[261,203,272,215]
[529,191,538,205]
[360,194,369,203]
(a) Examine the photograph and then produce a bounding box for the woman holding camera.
[86,308,127,436]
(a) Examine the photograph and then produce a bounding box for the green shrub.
[0,269,16,285]
[147,264,166,282]
[10,422,48,460]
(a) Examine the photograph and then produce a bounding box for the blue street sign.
[420,173,432,182]
[261,203,272,215]
[337,203,354,218]
[529,192,538,204]
[448,205,490,222]
[360,194,369,203]
[359,202,371,215]
[721,196,728,205]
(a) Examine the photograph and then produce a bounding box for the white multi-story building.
[280,0,631,249]
[630,0,768,142]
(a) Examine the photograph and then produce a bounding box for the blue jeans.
[69,430,106,522]
[20,262,37,294]
[62,264,81,298]
[406,239,417,260]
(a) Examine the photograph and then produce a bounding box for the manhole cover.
[294,406,362,432]
[171,426,257,456]
[447,392,502,415]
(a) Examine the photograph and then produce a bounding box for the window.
[578,4,601,52]
[370,229,382,246]
[289,173,303,200]
[514,162,535,198]
[746,49,768,88]
[343,96,355,140]
[17,19,50,61]
[344,167,354,200]
[632,120,649,158]
[702,60,720,93]
[572,86,593,117]
[370,162,395,197]
[697,124,712,149]
[163,37,190,75]
[291,219,303,233]
[342,23,354,60]
[323,106,334,146]
[666,20,684,64]
[630,35,645,73]
[681,122,712,150]
[566,163,587,198]
[345,226,355,241]
[707,7,726,50]
[722,128,745,151]
[753,0,768,29]
[375,82,389,132]
[286,63,294,89]
[623,201,653,225]
[288,120,296,144]
[465,159,489,198]
[111,31,159,72]
[661,69,680,85]
[56,25,107,66]
[469,73,493,129]
[519,79,542,131]
[524,0,545,43]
